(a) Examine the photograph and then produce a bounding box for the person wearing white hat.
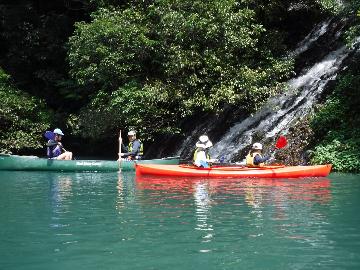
[193,135,214,168]
[119,130,143,160]
[46,128,73,160]
[245,142,269,167]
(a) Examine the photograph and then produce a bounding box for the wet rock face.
[292,17,351,74]
[145,105,248,160]
[273,118,314,166]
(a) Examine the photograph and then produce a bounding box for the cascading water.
[210,41,357,162]
[169,17,357,162]
[172,19,332,156]
[289,18,332,58]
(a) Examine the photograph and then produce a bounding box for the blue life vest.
[47,140,62,158]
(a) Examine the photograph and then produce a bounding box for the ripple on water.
[1,172,360,269]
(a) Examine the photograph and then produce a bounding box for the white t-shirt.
[194,150,208,167]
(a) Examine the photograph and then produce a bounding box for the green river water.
[0,171,359,270]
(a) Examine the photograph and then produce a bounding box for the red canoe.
[135,164,332,178]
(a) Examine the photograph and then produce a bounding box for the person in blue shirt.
[46,128,73,160]
[119,130,143,160]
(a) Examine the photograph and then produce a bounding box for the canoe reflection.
[136,176,331,204]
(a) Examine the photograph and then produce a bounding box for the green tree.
[311,72,360,172]
[309,0,360,45]
[0,68,51,153]
[309,0,360,172]
[68,1,293,139]
[345,1,360,45]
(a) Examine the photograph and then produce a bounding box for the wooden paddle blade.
[275,135,287,149]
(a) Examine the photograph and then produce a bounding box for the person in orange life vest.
[119,130,144,160]
[46,128,73,160]
[245,143,270,167]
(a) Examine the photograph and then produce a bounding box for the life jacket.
[128,139,144,157]
[246,152,264,167]
[47,140,62,158]
[193,148,210,163]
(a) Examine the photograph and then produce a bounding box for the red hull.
[135,164,332,178]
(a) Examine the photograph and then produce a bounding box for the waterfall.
[169,18,356,162]
[210,42,355,162]
[289,18,332,58]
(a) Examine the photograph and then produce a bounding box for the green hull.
[0,154,180,172]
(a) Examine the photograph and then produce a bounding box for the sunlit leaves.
[311,72,360,172]
[68,1,293,139]
[0,68,51,152]
[312,139,360,172]
[68,8,154,89]
[78,81,182,139]
[315,0,343,13]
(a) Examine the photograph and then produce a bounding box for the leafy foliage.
[311,138,360,172]
[311,72,360,172]
[314,0,360,45]
[0,68,51,153]
[310,0,360,173]
[68,1,293,139]
[69,8,154,89]
[315,0,343,13]
[0,2,88,111]
[345,3,360,45]
[78,81,182,139]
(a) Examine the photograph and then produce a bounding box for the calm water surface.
[0,171,359,270]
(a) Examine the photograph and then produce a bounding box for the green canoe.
[0,154,180,172]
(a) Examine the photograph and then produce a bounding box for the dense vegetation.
[311,66,360,172]
[0,0,359,171]
[68,1,297,140]
[0,68,50,153]
[309,4,360,172]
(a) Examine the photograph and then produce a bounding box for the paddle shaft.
[118,130,122,170]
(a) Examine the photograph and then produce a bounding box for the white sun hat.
[53,128,64,136]
[196,135,213,148]
[128,130,136,136]
[252,142,263,150]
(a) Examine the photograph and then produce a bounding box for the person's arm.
[121,143,128,153]
[253,154,270,165]
[46,140,58,147]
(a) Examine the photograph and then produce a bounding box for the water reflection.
[48,174,74,229]
[49,175,73,211]
[4,171,359,269]
[116,172,125,211]
[194,182,214,243]
[136,176,331,205]
[136,176,332,251]
[116,172,137,213]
